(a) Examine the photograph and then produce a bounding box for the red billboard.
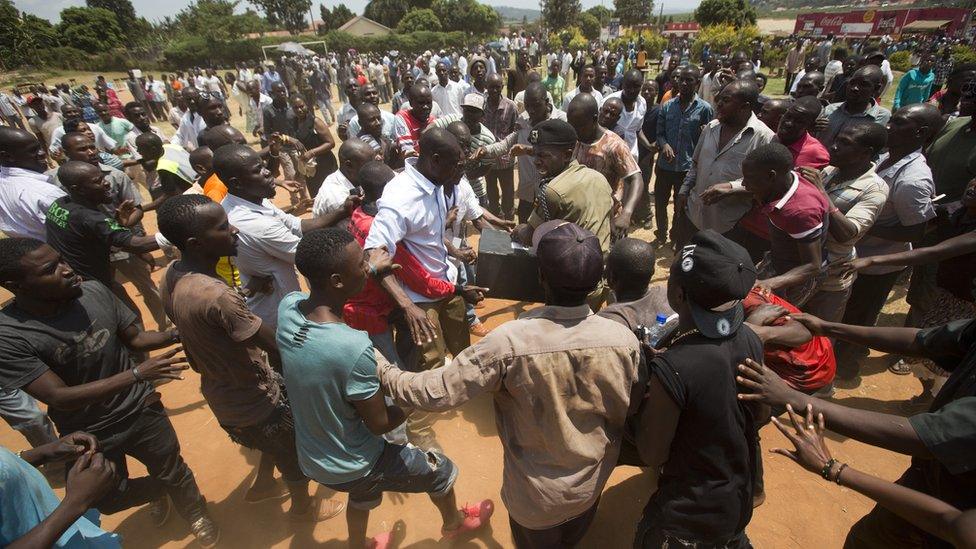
[794,8,971,37]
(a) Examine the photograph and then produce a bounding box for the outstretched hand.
[736,358,796,408]
[769,403,833,476]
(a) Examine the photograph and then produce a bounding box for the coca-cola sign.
[820,16,845,27]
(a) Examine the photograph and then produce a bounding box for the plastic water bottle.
[647,313,669,348]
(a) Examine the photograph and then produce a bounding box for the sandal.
[368,520,406,549]
[442,499,494,540]
[888,359,913,376]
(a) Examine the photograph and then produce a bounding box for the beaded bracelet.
[833,463,848,484]
[820,458,838,480]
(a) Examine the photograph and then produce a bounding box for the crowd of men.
[1,33,976,549]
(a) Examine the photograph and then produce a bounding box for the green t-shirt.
[927,116,976,202]
[276,291,385,484]
[96,117,134,152]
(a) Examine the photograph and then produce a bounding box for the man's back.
[646,327,764,541]
[465,305,639,529]
[277,292,386,485]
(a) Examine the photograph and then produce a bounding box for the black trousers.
[509,501,600,549]
[485,167,515,220]
[653,166,686,241]
[80,401,207,521]
[834,269,904,377]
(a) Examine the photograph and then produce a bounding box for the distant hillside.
[495,5,542,22]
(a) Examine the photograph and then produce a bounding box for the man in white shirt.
[215,144,354,328]
[431,62,467,117]
[47,104,118,158]
[823,47,846,93]
[561,50,574,90]
[0,128,66,241]
[312,139,375,217]
[364,128,479,369]
[602,70,648,159]
[243,80,273,137]
[563,66,604,110]
[170,88,208,152]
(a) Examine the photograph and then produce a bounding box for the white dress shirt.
[602,91,647,158]
[431,80,466,117]
[221,193,303,327]
[171,110,208,151]
[364,158,457,303]
[312,170,354,218]
[445,176,483,244]
[0,167,66,241]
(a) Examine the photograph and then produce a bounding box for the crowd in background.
[1,27,976,549]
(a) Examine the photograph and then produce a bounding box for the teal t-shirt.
[0,448,121,548]
[276,292,385,484]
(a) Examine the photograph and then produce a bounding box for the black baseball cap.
[529,119,578,147]
[672,230,757,339]
[533,220,603,293]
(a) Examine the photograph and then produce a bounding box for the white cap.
[462,93,485,111]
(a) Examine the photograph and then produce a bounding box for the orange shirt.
[203,173,228,203]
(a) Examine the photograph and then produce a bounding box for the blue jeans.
[0,388,58,448]
[324,442,458,510]
[455,260,478,327]
[370,330,404,369]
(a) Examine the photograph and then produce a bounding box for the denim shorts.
[325,442,458,510]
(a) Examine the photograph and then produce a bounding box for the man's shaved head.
[338,138,376,165]
[567,92,599,119]
[199,124,246,151]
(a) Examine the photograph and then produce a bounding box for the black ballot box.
[476,229,546,303]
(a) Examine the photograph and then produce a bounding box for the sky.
[15,0,701,23]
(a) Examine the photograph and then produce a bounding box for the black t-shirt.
[644,326,765,542]
[0,281,151,434]
[45,196,134,286]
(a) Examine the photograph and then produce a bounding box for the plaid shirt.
[482,96,518,169]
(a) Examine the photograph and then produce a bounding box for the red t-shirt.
[743,287,836,391]
[343,208,454,334]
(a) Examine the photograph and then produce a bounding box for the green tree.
[86,0,136,33]
[577,11,600,40]
[57,6,124,53]
[585,5,612,25]
[432,0,499,35]
[613,0,653,26]
[541,0,581,32]
[249,0,312,34]
[693,0,756,29]
[176,0,267,42]
[319,3,354,31]
[0,1,63,69]
[398,7,441,32]
[364,0,411,28]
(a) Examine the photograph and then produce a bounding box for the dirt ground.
[0,80,923,548]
